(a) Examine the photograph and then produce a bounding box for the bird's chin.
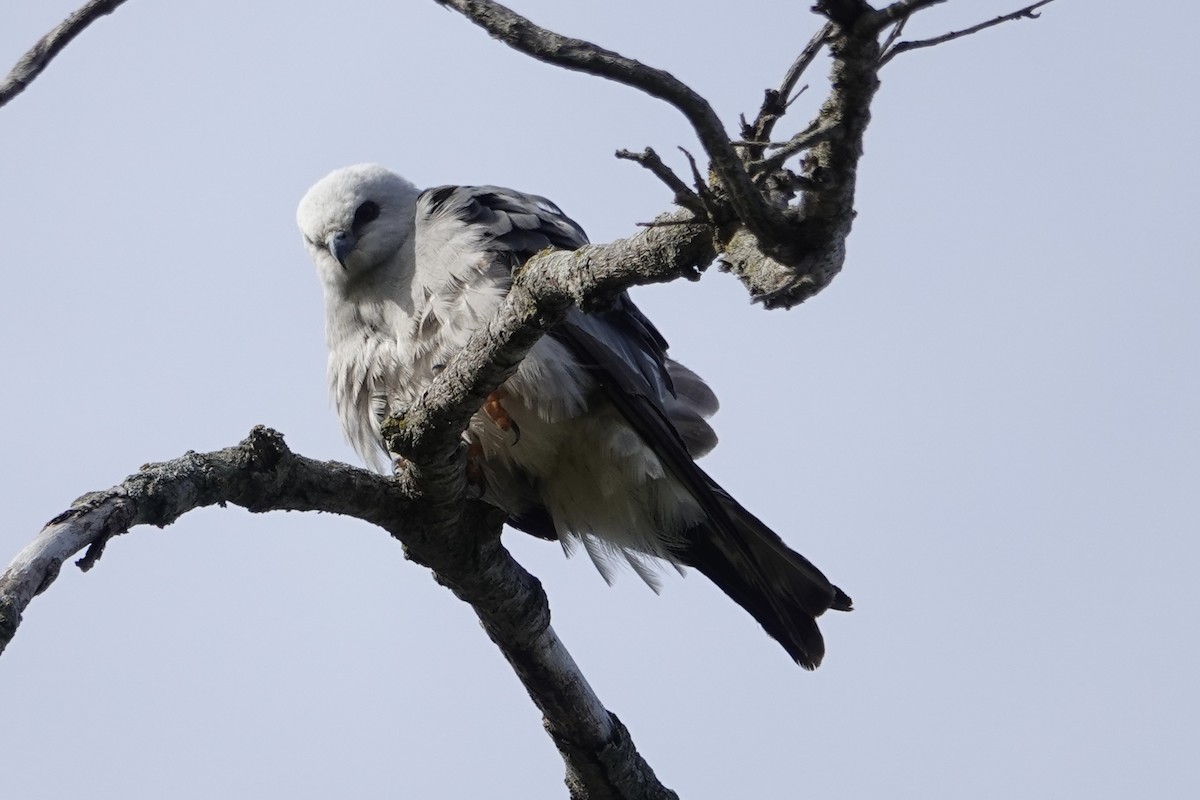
[333,253,390,284]
[340,255,371,275]
[318,259,355,287]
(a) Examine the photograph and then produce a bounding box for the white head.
[296,164,421,283]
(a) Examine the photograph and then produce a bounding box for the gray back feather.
[420,185,589,262]
[421,183,720,462]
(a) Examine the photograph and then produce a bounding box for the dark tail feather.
[675,492,852,670]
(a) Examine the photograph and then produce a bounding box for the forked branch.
[434,0,791,243]
[880,0,1056,64]
[0,428,677,800]
[744,22,833,153]
[615,148,707,217]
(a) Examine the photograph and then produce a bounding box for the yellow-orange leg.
[483,387,512,430]
[483,387,520,443]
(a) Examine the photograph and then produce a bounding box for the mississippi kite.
[297,164,851,668]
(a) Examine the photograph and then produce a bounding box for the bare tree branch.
[615,148,707,217]
[0,0,129,111]
[870,0,950,30]
[0,429,408,654]
[0,427,677,799]
[431,0,896,309]
[433,0,791,245]
[749,14,880,307]
[880,0,1057,65]
[880,14,909,55]
[749,118,840,178]
[745,22,833,152]
[678,146,718,216]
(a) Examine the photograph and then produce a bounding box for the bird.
[297,163,851,668]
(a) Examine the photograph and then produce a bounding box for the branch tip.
[615,147,706,216]
[879,0,1056,65]
[0,0,130,111]
[748,22,831,150]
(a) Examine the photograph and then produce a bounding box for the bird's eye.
[352,200,380,233]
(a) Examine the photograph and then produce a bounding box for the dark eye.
[352,200,380,233]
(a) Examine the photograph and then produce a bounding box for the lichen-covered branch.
[0,0,129,110]
[433,0,1054,314]
[0,428,675,800]
[769,13,881,302]
[433,0,879,312]
[0,429,410,654]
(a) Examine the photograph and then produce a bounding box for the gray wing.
[421,184,589,257]
[418,183,717,456]
[420,184,850,666]
[550,285,853,668]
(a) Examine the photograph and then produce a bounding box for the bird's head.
[296,164,421,282]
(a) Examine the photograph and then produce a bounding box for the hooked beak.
[326,230,356,269]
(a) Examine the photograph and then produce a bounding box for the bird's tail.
[674,488,852,670]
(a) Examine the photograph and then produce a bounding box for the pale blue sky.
[2,1,1197,797]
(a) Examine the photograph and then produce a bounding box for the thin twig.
[0,0,129,110]
[784,83,809,110]
[749,118,840,177]
[633,218,705,228]
[774,25,831,115]
[869,0,950,31]
[880,0,1056,65]
[615,148,706,216]
[678,146,717,214]
[880,15,908,55]
[731,134,821,149]
[748,23,832,148]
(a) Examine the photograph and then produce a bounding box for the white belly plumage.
[471,337,704,577]
[329,292,703,585]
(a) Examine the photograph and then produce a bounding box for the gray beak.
[326,230,356,268]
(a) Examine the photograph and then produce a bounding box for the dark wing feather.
[420,184,589,257]
[550,317,852,667]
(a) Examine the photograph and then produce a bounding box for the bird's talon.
[483,387,515,434]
